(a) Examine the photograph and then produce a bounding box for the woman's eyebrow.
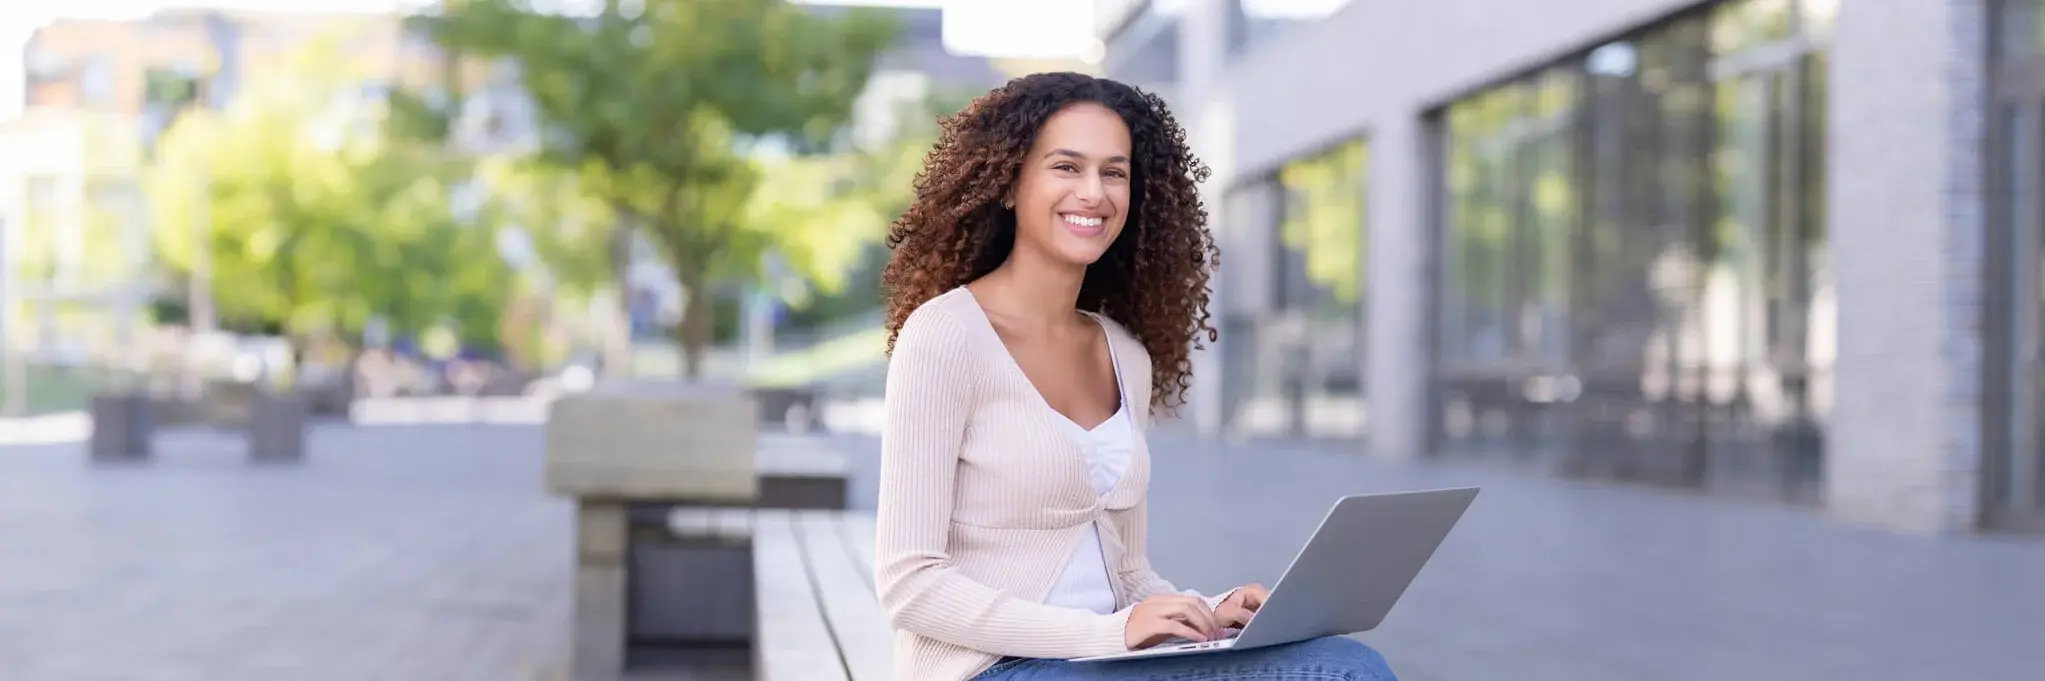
[1046,148,1131,164]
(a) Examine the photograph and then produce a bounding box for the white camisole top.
[1039,318,1134,615]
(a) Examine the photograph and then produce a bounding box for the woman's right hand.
[1122,594,1222,650]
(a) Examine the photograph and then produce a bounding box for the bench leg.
[573,499,628,680]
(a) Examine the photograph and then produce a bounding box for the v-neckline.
[956,287,1128,433]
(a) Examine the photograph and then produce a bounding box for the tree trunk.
[604,217,636,381]
[677,258,712,381]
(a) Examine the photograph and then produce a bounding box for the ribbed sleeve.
[871,302,1134,666]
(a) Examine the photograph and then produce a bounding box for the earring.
[1001,200,1012,209]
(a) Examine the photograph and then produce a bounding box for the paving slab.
[0,423,741,681]
[838,431,2045,681]
[5,421,2042,680]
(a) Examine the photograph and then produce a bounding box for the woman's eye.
[1105,169,1128,179]
[1053,163,1080,173]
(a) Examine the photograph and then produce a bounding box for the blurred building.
[7,6,521,374]
[803,2,1010,149]
[22,9,478,116]
[1101,0,2044,535]
[0,110,151,363]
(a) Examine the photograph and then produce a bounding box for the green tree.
[763,124,933,332]
[145,34,514,353]
[412,0,898,379]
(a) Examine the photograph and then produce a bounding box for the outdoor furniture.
[89,382,305,465]
[87,392,154,463]
[545,381,761,680]
[200,379,257,429]
[629,506,757,649]
[545,380,869,679]
[752,509,892,681]
[189,380,308,463]
[756,433,853,510]
[247,389,309,462]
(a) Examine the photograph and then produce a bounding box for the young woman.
[871,72,1400,681]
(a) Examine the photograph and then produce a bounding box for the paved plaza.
[2,418,2041,681]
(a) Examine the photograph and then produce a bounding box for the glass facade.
[1985,0,2045,531]
[1222,138,1368,439]
[1433,0,1831,503]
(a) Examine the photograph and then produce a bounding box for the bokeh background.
[3,1,2044,680]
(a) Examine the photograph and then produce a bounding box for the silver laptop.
[1071,486,1479,662]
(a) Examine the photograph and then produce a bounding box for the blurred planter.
[88,392,154,463]
[249,388,309,463]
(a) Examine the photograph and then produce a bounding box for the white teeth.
[1063,214,1103,228]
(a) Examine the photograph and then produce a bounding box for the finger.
[1154,596,1219,636]
[1213,603,1253,629]
[1243,586,1269,610]
[1152,619,1208,645]
[1174,601,1221,638]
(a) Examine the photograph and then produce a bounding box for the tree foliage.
[411,0,900,378]
[144,35,514,351]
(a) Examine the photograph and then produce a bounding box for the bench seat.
[753,509,894,681]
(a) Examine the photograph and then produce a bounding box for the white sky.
[0,0,1105,118]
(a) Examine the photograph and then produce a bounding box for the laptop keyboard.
[1157,629,1242,649]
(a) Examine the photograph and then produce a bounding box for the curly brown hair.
[880,72,1219,416]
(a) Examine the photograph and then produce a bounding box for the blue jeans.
[972,636,1397,680]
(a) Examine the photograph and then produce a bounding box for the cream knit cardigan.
[873,287,1232,681]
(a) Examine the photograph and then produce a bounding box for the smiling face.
[1005,101,1134,269]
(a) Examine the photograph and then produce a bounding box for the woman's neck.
[973,249,1087,333]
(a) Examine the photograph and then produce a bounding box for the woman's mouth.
[1062,213,1106,237]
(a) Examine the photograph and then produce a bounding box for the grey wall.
[1826,0,1986,533]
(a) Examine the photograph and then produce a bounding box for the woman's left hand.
[1214,583,1269,629]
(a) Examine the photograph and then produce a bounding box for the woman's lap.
[972,636,1397,681]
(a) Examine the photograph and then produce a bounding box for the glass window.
[1277,139,1367,313]
[1801,0,1839,38]
[1996,0,2045,64]
[1430,2,1829,499]
[1261,137,1369,439]
[1218,136,1371,440]
[78,54,115,106]
[1527,68,1580,366]
[1443,88,1518,365]
[1987,0,2045,524]
[1711,72,1770,373]
[17,177,60,285]
[1710,0,1794,54]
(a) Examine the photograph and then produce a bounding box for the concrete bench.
[546,383,866,679]
[756,433,852,510]
[752,509,892,681]
[89,383,307,465]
